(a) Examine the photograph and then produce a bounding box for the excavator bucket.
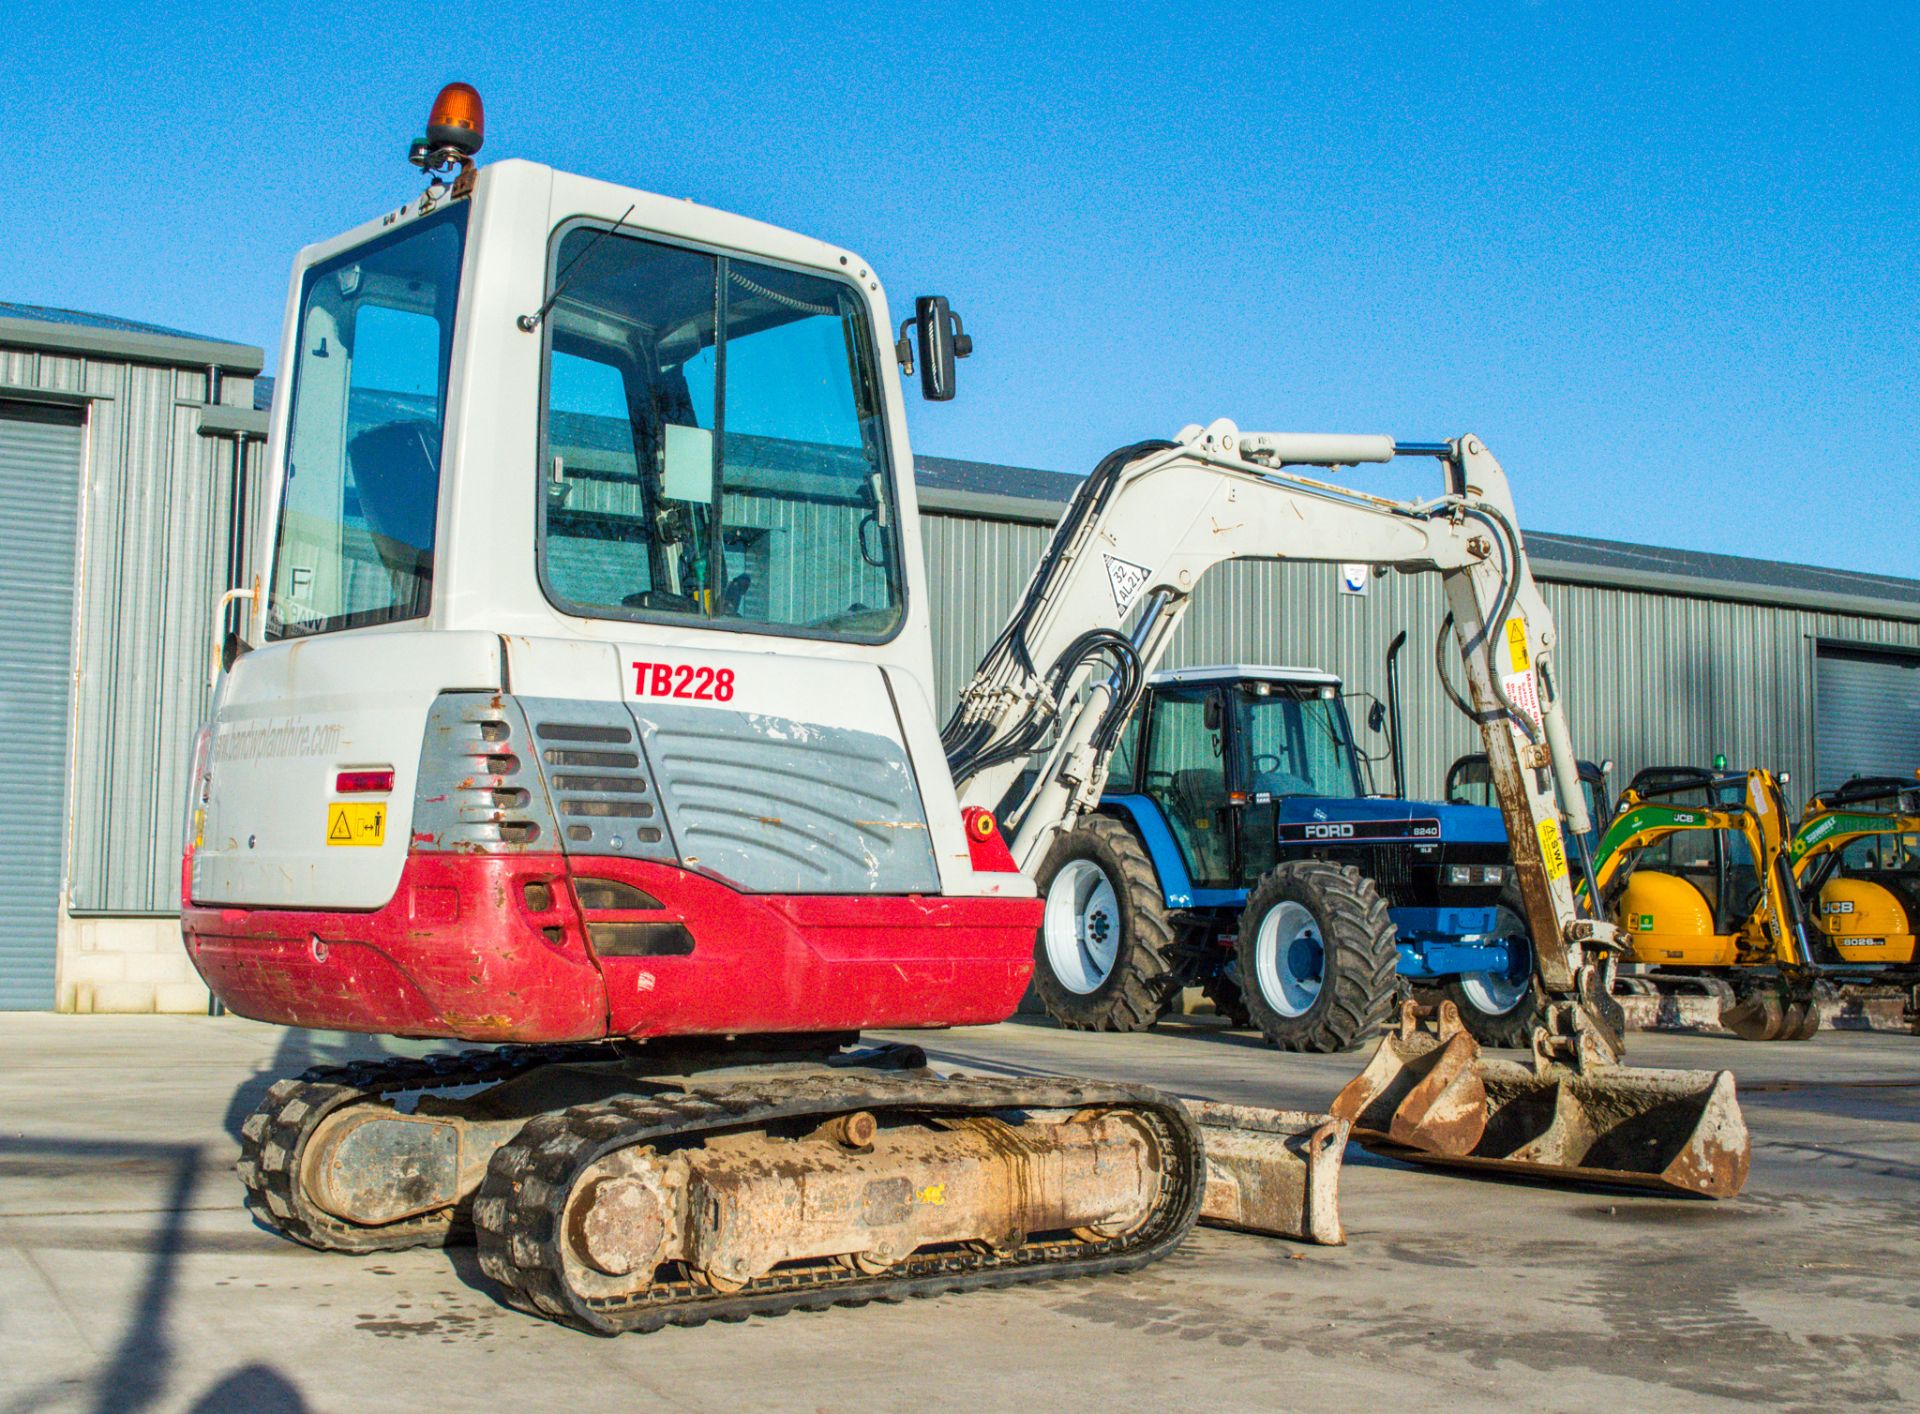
[1182,1101,1349,1244]
[1331,1002,1750,1199]
[1721,989,1822,1042]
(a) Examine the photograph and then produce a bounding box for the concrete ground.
[2,1014,1916,1413]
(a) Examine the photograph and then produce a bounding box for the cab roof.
[1148,664,1342,689]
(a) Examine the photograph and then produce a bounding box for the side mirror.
[1203,695,1222,732]
[896,296,972,402]
[1367,701,1387,734]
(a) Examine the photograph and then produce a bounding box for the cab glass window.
[537,225,902,640]
[1234,686,1365,799]
[268,207,466,638]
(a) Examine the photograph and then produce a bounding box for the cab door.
[1141,686,1234,888]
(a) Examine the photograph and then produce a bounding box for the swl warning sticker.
[1536,818,1568,881]
[326,802,386,848]
[1103,554,1152,615]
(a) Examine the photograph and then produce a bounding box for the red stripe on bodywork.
[181,851,1039,1043]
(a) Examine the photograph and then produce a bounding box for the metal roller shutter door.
[1816,646,1920,791]
[0,402,83,1008]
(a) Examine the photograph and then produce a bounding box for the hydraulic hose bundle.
[942,440,1174,787]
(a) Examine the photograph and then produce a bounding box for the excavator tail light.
[336,769,395,795]
[426,82,485,155]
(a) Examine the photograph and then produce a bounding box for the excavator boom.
[945,422,1749,1195]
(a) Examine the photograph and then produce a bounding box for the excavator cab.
[1607,769,1775,969]
[186,157,1049,1045]
[1793,776,1920,966]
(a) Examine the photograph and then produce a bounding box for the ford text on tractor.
[182,87,1751,1334]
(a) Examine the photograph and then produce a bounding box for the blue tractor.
[1029,662,1609,1050]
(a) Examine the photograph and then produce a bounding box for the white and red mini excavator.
[181,86,1748,1333]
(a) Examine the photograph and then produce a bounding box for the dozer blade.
[1332,1002,1750,1199]
[1182,1101,1349,1245]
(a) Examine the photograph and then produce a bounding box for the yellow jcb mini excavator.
[1590,768,1920,1039]
[180,86,1749,1335]
[1590,768,1822,1040]
[1791,774,1920,1028]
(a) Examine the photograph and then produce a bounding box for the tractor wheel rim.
[1254,900,1324,1018]
[1044,860,1122,995]
[1459,920,1534,1016]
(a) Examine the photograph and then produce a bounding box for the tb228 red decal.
[631,661,736,701]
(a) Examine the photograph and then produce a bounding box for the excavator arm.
[947,421,1749,1197]
[947,420,1614,1059]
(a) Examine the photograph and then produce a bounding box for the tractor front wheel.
[1030,815,1180,1032]
[1236,861,1398,1052]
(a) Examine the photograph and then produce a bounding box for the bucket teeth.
[1723,987,1822,1042]
[1331,1001,1752,1199]
[1329,1004,1487,1158]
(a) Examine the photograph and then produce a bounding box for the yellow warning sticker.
[1505,617,1530,672]
[1536,817,1568,881]
[326,802,386,848]
[915,1183,947,1206]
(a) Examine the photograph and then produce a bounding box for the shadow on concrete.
[0,1134,315,1414]
[184,1364,310,1413]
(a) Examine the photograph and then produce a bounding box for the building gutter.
[917,485,1920,627]
[0,316,263,376]
[0,382,109,407]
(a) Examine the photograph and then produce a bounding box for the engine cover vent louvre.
[411,694,558,853]
[519,697,679,861]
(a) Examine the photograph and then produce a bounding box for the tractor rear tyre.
[1444,901,1547,1049]
[1236,861,1398,1053]
[1031,815,1180,1032]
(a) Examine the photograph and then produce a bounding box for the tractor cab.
[1103,666,1502,900]
[1446,752,1613,860]
[1107,666,1369,893]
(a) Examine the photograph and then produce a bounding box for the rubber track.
[1244,860,1398,1053]
[237,1043,616,1253]
[472,1072,1206,1335]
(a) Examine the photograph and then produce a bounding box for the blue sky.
[2,2,1913,574]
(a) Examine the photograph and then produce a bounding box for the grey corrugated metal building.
[2,302,1917,1010]
[0,304,266,1011]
